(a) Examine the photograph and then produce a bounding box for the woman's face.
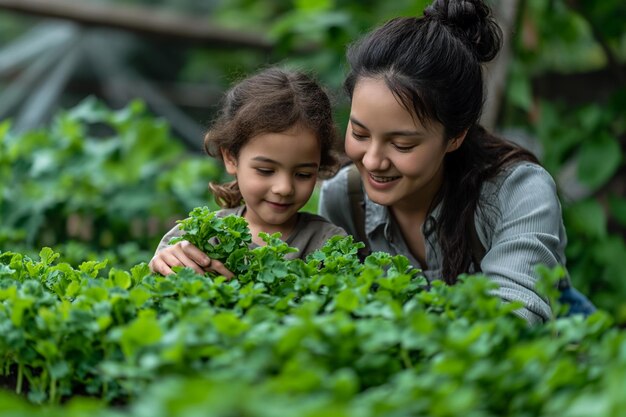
[345,76,463,211]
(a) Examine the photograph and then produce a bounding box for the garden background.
[0,0,625,414]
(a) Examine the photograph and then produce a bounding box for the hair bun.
[423,0,502,63]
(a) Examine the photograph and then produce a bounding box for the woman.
[318,0,593,324]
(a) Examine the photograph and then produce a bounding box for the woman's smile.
[369,173,401,183]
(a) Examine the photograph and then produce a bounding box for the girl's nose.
[272,175,295,196]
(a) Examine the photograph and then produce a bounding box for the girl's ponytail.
[209,180,242,209]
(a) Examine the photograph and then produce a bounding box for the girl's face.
[222,124,321,236]
[345,77,463,211]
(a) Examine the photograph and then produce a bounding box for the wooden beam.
[0,0,272,50]
[0,22,76,75]
[13,35,82,133]
[533,65,626,105]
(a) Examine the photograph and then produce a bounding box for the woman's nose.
[361,143,389,171]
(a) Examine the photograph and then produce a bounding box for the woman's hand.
[148,240,234,279]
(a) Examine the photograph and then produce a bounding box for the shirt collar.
[363,194,443,238]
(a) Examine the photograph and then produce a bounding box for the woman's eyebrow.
[350,116,422,137]
[387,130,422,137]
[349,116,368,130]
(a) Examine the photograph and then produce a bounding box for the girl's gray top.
[319,162,569,325]
[156,205,347,260]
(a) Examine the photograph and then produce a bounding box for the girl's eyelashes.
[254,168,316,179]
[295,172,315,180]
[255,168,274,175]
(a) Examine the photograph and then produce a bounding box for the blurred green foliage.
[0,98,224,269]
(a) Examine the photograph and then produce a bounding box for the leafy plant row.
[0,210,624,416]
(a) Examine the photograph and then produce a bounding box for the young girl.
[318,0,593,324]
[149,67,346,278]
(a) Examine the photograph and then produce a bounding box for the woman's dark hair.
[344,0,538,283]
[205,67,339,208]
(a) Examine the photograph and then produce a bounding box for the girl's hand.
[149,240,235,279]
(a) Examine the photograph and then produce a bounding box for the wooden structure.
[0,0,272,147]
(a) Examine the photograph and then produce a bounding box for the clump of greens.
[0,243,617,417]
[169,206,253,276]
[168,206,305,283]
[1,207,620,417]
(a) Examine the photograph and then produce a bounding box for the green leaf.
[0,119,11,139]
[10,297,34,326]
[129,287,152,308]
[79,260,108,278]
[48,360,70,380]
[84,286,109,302]
[608,195,626,228]
[35,339,59,359]
[38,247,60,266]
[507,63,533,111]
[578,104,606,132]
[336,289,360,312]
[110,269,132,290]
[0,263,15,277]
[0,285,17,300]
[577,132,622,189]
[119,310,163,359]
[65,280,82,298]
[130,262,152,286]
[564,199,607,238]
[295,0,331,11]
[212,312,249,337]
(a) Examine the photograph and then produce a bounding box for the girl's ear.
[446,129,468,153]
[221,148,238,175]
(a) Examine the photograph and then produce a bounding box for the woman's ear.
[221,148,238,175]
[446,129,468,153]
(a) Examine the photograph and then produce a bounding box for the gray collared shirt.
[319,162,569,325]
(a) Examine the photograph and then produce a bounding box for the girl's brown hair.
[205,67,339,208]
